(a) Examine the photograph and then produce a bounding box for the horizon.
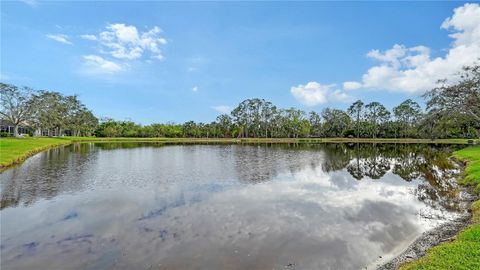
[1,1,479,124]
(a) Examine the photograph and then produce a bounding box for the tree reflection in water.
[0,142,467,270]
[1,143,463,211]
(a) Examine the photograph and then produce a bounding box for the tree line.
[1,65,479,139]
[0,84,98,137]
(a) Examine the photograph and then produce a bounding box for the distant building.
[0,119,66,137]
[0,119,30,136]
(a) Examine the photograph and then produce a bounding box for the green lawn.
[0,137,73,168]
[400,146,480,270]
[454,146,480,192]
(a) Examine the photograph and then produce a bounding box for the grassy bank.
[0,137,478,171]
[400,146,480,270]
[0,137,73,168]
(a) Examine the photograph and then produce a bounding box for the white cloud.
[290,82,352,107]
[329,89,353,103]
[82,23,167,61]
[46,34,73,45]
[82,55,123,74]
[80,34,97,41]
[211,105,232,114]
[192,86,198,92]
[344,3,480,94]
[343,81,362,90]
[441,3,480,47]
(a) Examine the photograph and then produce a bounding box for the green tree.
[347,100,364,139]
[393,99,422,138]
[309,111,322,137]
[423,64,480,137]
[0,83,36,137]
[31,91,70,136]
[322,108,350,137]
[216,114,232,138]
[365,102,391,138]
[182,121,198,137]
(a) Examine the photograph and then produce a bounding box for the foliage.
[347,100,364,139]
[393,99,422,138]
[0,83,98,137]
[423,65,480,137]
[0,83,36,137]
[0,64,479,139]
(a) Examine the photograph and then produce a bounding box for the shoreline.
[394,146,480,270]
[378,187,478,270]
[0,139,73,172]
[0,137,477,172]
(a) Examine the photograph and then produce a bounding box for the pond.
[0,143,467,269]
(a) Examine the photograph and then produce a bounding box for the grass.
[0,137,73,168]
[454,146,480,192]
[0,137,478,170]
[400,146,480,270]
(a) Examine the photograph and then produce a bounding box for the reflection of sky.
[0,144,463,270]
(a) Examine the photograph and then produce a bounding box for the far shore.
[1,137,478,171]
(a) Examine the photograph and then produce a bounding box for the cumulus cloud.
[82,23,167,61]
[46,34,72,45]
[82,55,123,74]
[344,3,480,94]
[78,23,167,76]
[192,86,198,92]
[211,105,232,114]
[291,82,352,107]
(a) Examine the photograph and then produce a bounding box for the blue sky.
[1,1,479,124]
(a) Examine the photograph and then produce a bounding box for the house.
[0,119,30,136]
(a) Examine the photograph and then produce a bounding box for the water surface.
[0,143,465,269]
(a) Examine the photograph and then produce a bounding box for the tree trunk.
[13,124,19,137]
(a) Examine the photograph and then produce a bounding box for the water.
[0,143,466,269]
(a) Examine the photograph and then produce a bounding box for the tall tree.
[0,83,36,137]
[260,101,276,138]
[347,100,364,139]
[365,102,391,138]
[231,100,250,138]
[309,111,322,137]
[216,114,232,138]
[322,108,350,137]
[31,91,70,136]
[393,99,422,138]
